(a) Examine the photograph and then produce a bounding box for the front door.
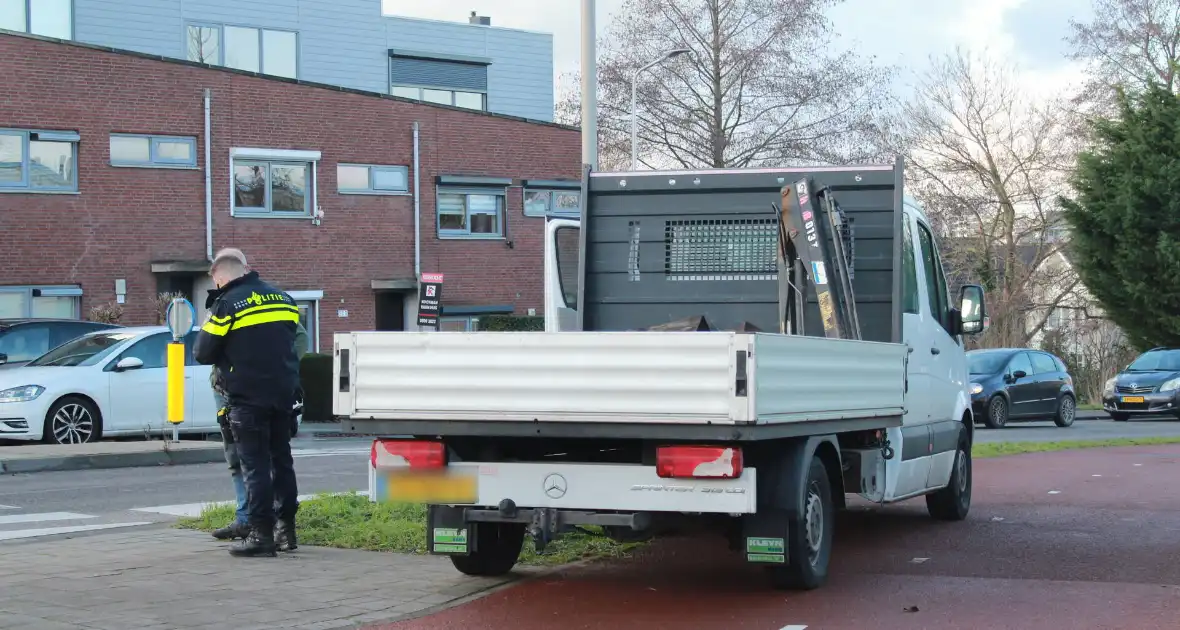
[376,291,406,331]
[1005,352,1039,419]
[890,212,933,499]
[106,332,170,434]
[1029,351,1063,416]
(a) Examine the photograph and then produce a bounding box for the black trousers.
[229,404,299,531]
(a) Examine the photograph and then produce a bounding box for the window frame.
[337,163,410,196]
[0,128,80,193]
[1030,351,1058,375]
[4,0,73,39]
[389,85,488,111]
[229,148,320,219]
[109,133,198,169]
[435,186,507,239]
[184,21,299,79]
[288,290,322,353]
[901,214,920,315]
[915,220,950,331]
[0,285,83,319]
[439,316,481,332]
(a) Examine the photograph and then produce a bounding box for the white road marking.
[0,512,96,525]
[292,448,370,458]
[1092,474,1102,477]
[0,522,151,541]
[779,625,808,630]
[910,557,929,564]
[0,504,18,510]
[1048,490,1062,495]
[130,490,368,517]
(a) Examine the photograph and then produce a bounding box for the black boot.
[211,521,250,541]
[229,528,277,558]
[274,519,298,552]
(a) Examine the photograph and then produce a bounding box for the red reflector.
[371,439,446,469]
[656,445,743,479]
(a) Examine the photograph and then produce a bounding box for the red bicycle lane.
[373,445,1180,630]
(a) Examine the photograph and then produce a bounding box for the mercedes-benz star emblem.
[543,473,568,499]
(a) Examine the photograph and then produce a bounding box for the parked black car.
[1101,347,1180,422]
[0,319,121,369]
[968,348,1077,429]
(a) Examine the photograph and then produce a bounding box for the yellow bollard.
[166,342,185,425]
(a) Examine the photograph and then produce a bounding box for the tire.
[984,395,1008,429]
[449,522,526,577]
[42,396,102,445]
[1054,394,1076,428]
[926,429,972,521]
[1110,412,1129,422]
[768,456,834,591]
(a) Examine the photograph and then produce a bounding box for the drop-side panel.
[345,331,739,424]
[583,164,902,343]
[751,334,906,424]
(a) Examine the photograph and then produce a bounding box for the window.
[555,225,580,309]
[185,23,298,79]
[390,86,487,111]
[117,333,170,370]
[0,129,78,192]
[337,164,409,195]
[1046,307,1069,330]
[1,0,71,39]
[901,216,919,314]
[524,188,580,218]
[1030,352,1058,375]
[230,148,320,218]
[915,222,949,328]
[288,290,322,353]
[437,189,505,238]
[0,285,82,318]
[110,134,197,168]
[1007,352,1033,377]
[0,325,50,363]
[440,316,481,332]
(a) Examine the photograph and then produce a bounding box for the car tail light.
[370,439,446,469]
[656,445,743,479]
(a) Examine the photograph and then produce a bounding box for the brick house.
[0,31,581,354]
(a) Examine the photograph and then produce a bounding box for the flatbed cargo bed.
[334,329,905,441]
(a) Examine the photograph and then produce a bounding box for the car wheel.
[42,396,102,445]
[1054,394,1076,428]
[1109,412,1129,422]
[984,395,1008,429]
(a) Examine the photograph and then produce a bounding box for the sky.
[381,0,1095,101]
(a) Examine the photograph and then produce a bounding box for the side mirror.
[958,284,987,335]
[114,357,144,372]
[0,353,7,366]
[1012,370,1028,379]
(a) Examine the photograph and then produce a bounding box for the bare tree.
[883,48,1086,348]
[1068,0,1180,110]
[1042,313,1136,403]
[558,0,893,170]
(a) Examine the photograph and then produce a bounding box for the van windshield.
[26,332,137,367]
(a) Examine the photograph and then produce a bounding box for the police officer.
[195,248,301,558]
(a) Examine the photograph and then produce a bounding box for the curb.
[0,444,225,474]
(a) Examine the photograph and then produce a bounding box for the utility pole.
[580,0,597,170]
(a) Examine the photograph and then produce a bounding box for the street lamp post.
[630,48,690,171]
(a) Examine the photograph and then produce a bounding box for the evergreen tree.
[1061,81,1180,349]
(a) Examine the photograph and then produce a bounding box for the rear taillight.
[656,445,743,479]
[370,439,446,469]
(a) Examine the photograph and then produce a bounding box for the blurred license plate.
[1121,396,1145,403]
[385,470,477,504]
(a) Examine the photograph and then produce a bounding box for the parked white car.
[0,326,220,444]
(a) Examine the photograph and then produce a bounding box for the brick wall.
[0,33,580,349]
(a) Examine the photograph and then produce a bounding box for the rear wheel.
[449,522,526,577]
[1054,394,1076,428]
[984,395,1008,429]
[926,430,972,521]
[1110,412,1129,422]
[768,456,834,591]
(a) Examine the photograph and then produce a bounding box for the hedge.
[480,315,545,331]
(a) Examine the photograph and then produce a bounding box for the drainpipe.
[203,89,213,260]
[413,122,421,279]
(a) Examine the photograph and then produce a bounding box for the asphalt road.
[977,413,1180,443]
[381,443,1180,630]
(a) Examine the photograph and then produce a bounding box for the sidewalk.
[0,526,526,630]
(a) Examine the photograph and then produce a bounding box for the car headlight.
[1161,378,1180,392]
[1104,377,1116,395]
[970,382,983,395]
[0,385,46,403]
